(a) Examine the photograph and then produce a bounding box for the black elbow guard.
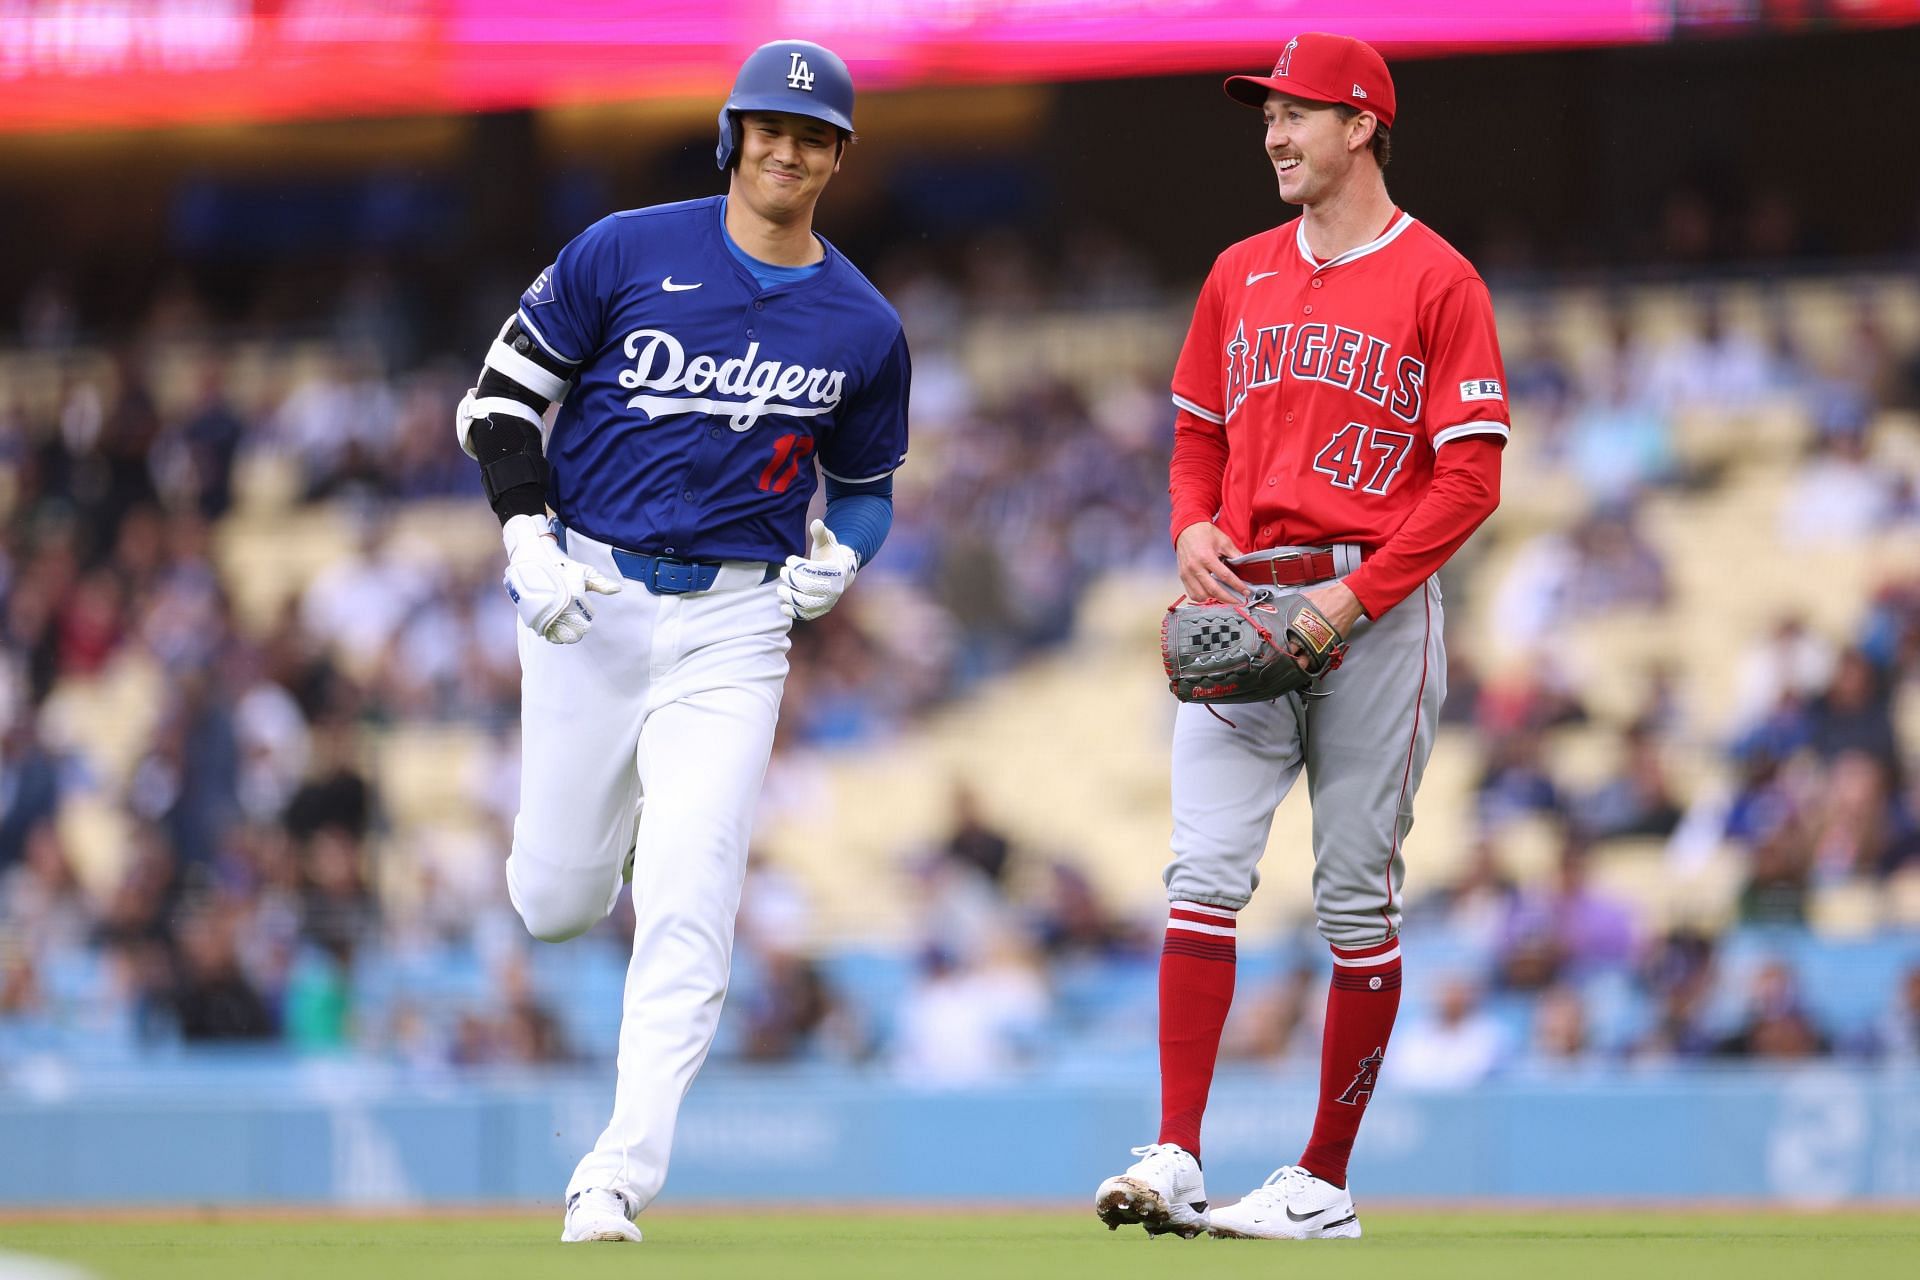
[464,408,549,521]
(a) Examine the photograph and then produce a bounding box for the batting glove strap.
[777,518,859,621]
[502,514,621,644]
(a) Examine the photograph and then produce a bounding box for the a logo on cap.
[786,52,815,91]
[1274,36,1299,77]
[1352,84,1368,98]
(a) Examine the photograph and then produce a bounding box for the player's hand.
[1290,581,1365,669]
[777,519,860,621]
[1175,521,1253,603]
[501,514,621,644]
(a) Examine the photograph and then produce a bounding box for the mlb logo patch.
[1459,378,1504,402]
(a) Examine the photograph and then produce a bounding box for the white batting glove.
[501,514,621,644]
[777,518,860,621]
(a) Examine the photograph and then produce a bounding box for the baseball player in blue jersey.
[454,39,909,1243]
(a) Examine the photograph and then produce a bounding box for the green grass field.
[4,1212,1917,1280]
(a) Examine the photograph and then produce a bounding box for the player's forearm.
[1342,437,1502,618]
[1169,409,1231,542]
[821,480,892,567]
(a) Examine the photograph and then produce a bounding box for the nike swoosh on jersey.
[661,277,703,292]
[1245,270,1281,286]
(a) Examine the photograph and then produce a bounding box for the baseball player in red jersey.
[1096,33,1508,1240]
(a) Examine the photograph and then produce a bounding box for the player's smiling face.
[731,111,842,221]
[1262,91,1364,206]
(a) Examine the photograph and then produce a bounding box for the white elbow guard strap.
[455,388,546,459]
[485,315,573,403]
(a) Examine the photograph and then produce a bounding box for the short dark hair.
[1332,104,1392,171]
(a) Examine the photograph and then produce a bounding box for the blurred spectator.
[1714,960,1830,1060]
[1219,963,1321,1066]
[1575,508,1671,612]
[0,821,90,956]
[152,361,246,521]
[1493,509,1669,649]
[0,714,70,874]
[1031,862,1145,961]
[1390,976,1505,1089]
[1781,434,1900,543]
[1565,369,1675,503]
[1520,985,1597,1074]
[1806,649,1901,788]
[169,905,275,1042]
[942,781,1013,886]
[1475,727,1565,829]
[1739,825,1812,925]
[1473,653,1589,740]
[1730,615,1835,737]
[889,935,1049,1088]
[282,938,353,1053]
[1803,751,1900,880]
[282,717,375,845]
[1632,927,1719,1062]
[1412,837,1519,956]
[298,516,436,675]
[1496,830,1636,989]
[1573,722,1685,841]
[738,950,860,1064]
[1644,294,1778,418]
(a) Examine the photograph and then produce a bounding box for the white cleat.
[1094,1142,1209,1239]
[1208,1165,1361,1239]
[560,1187,643,1243]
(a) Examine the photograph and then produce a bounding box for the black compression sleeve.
[468,414,549,523]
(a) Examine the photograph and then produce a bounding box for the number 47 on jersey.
[1312,422,1414,494]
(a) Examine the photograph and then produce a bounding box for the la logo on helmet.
[1274,36,1299,77]
[786,52,815,91]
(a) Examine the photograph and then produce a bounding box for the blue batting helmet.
[714,39,856,171]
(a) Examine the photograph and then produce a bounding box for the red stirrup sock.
[1156,900,1238,1157]
[1298,937,1403,1188]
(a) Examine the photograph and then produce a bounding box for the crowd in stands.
[3,238,1920,1086]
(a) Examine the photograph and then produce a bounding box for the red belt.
[1231,548,1357,587]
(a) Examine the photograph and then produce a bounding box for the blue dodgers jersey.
[517,196,910,562]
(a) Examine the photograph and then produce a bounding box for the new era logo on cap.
[1224,32,1397,129]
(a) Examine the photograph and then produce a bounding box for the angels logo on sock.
[1336,1046,1384,1106]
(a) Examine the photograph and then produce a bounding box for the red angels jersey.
[1170,211,1509,552]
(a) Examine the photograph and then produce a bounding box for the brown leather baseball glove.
[1161,589,1348,705]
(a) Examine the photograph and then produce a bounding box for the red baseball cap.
[1224,33,1396,129]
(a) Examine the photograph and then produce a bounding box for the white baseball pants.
[503,527,790,1212]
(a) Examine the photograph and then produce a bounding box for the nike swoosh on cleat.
[1285,1207,1328,1222]
[662,277,703,291]
[1245,270,1281,286]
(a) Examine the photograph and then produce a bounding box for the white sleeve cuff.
[1172,394,1225,425]
[1432,420,1510,448]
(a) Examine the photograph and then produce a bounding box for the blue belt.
[555,524,773,596]
[611,548,728,595]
